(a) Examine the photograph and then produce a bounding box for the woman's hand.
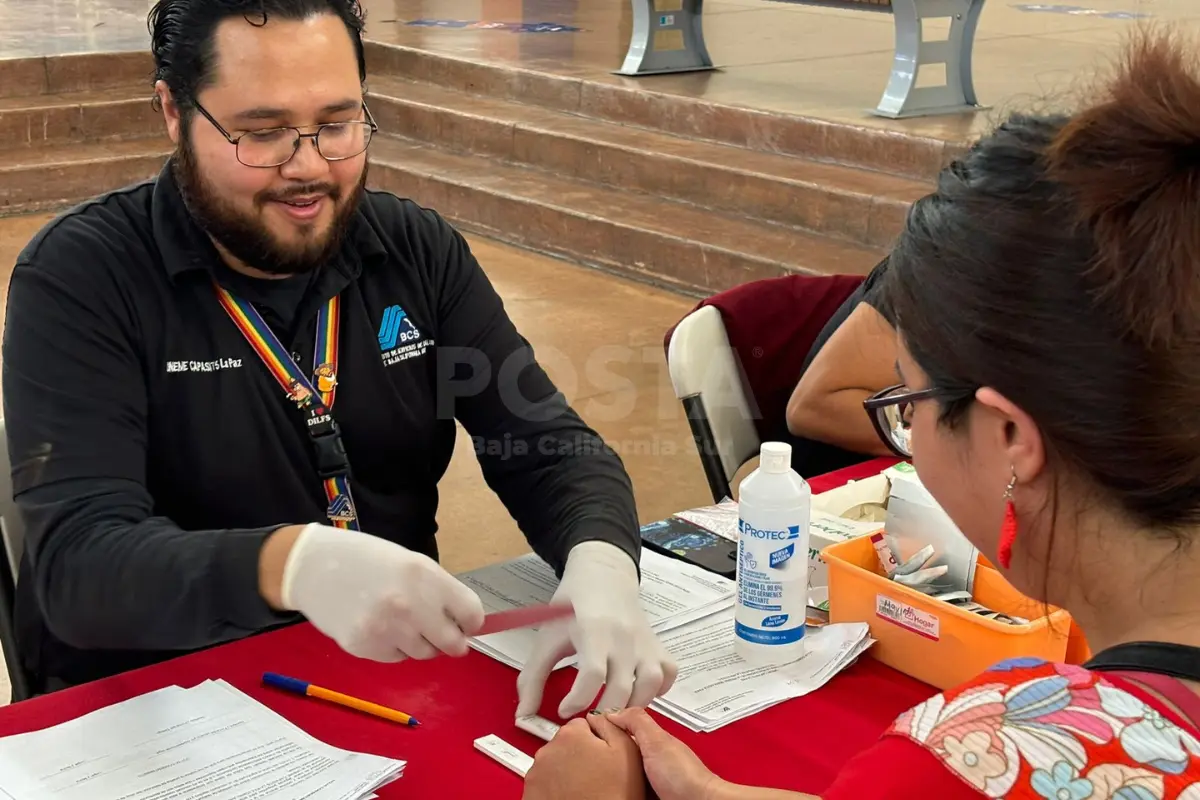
[523,714,647,800]
[609,708,724,800]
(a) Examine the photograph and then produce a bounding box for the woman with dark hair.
[520,32,1200,800]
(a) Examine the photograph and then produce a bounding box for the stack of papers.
[460,546,874,732]
[0,679,404,800]
[458,548,736,669]
[650,610,873,732]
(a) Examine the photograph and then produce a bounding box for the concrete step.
[364,41,965,181]
[0,138,170,216]
[0,51,154,99]
[368,135,885,295]
[0,87,160,150]
[367,75,925,249]
[0,46,905,293]
[0,132,885,292]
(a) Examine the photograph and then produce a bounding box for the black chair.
[0,418,35,702]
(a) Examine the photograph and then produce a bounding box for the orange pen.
[263,672,420,726]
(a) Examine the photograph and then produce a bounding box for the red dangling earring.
[997,469,1018,569]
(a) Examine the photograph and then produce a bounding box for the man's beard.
[173,130,367,276]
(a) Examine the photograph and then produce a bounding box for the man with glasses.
[2,0,675,721]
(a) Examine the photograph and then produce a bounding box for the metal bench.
[618,0,987,119]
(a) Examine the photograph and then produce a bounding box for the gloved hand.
[280,522,485,661]
[516,541,677,719]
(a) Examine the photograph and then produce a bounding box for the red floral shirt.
[825,658,1200,799]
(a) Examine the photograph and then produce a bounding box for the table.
[0,457,935,797]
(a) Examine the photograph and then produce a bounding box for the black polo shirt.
[2,161,639,688]
[787,256,895,477]
[800,255,893,376]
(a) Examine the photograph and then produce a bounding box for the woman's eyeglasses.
[862,384,939,458]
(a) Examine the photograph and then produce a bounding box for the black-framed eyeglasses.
[863,383,939,458]
[193,100,378,168]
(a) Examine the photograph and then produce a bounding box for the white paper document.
[0,679,405,800]
[673,499,740,542]
[650,610,873,732]
[460,547,870,732]
[458,548,736,670]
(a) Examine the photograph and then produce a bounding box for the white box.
[805,511,884,609]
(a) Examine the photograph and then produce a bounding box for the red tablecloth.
[0,457,933,798]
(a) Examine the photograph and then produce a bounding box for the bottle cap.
[760,442,792,474]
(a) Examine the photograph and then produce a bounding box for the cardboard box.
[810,473,891,522]
[806,510,882,609]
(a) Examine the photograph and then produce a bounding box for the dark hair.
[148,0,367,112]
[885,31,1200,534]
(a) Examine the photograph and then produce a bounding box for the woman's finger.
[586,710,632,746]
[608,707,667,745]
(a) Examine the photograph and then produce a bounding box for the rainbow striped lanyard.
[214,282,359,530]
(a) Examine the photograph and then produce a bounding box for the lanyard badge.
[215,283,359,530]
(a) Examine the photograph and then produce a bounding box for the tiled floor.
[5,0,1198,143]
[0,211,711,706]
[362,0,1200,142]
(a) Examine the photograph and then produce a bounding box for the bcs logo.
[378,304,422,351]
[327,494,357,523]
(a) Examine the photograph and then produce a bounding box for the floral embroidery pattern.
[1030,762,1092,800]
[887,659,1200,798]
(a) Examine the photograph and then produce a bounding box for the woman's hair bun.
[1046,30,1200,348]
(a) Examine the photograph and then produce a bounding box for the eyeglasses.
[193,101,378,168]
[863,384,940,458]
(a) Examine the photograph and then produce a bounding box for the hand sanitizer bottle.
[735,442,811,665]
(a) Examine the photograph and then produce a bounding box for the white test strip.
[515,714,560,742]
[474,734,534,778]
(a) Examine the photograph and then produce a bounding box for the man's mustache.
[260,184,340,203]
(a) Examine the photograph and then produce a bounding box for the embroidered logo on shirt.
[165,358,244,374]
[378,305,421,350]
[377,304,433,366]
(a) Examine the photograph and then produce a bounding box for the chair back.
[0,420,23,579]
[665,273,867,500]
[0,417,32,701]
[666,306,762,501]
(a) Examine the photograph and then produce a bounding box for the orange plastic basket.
[823,536,1075,689]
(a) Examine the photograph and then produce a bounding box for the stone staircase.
[0,53,170,216]
[0,44,954,295]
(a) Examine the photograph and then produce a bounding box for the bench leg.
[617,0,715,76]
[874,0,987,118]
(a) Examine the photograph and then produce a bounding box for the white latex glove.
[516,541,677,719]
[281,523,485,661]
